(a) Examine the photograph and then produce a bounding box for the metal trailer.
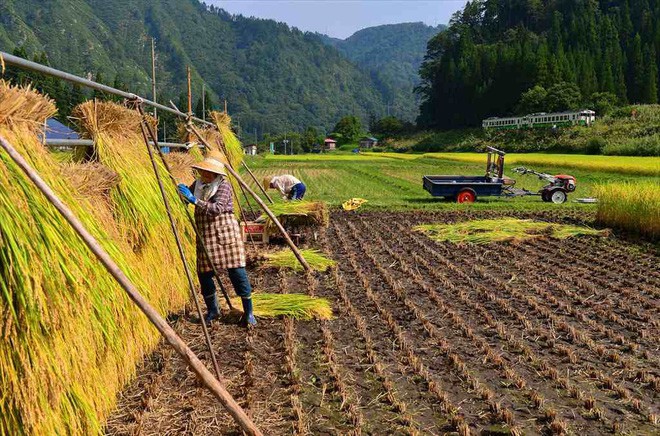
[423,147,576,204]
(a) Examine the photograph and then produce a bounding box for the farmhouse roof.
[45,118,79,140]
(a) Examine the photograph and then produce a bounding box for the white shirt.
[271,175,301,197]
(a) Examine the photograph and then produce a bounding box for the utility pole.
[187,66,192,143]
[202,84,206,122]
[151,38,157,120]
[187,66,192,116]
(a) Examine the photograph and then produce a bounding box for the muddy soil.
[106,210,659,436]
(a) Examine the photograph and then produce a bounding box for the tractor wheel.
[541,190,551,202]
[550,189,567,204]
[456,189,477,203]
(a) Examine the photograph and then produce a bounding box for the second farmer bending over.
[264,174,306,200]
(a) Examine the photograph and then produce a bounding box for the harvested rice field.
[106,210,660,436]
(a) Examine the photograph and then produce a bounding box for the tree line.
[417,0,660,129]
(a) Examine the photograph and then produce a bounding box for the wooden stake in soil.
[0,134,263,436]
[187,123,311,271]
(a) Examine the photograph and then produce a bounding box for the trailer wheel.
[550,189,567,204]
[456,189,477,203]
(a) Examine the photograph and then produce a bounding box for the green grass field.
[245,153,658,211]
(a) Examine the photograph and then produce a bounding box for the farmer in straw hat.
[264,174,306,201]
[177,152,256,327]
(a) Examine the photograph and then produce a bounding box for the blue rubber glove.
[177,184,197,205]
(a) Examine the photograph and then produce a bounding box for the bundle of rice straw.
[0,83,189,435]
[163,149,203,186]
[261,201,330,230]
[264,248,336,272]
[230,293,333,320]
[414,218,607,245]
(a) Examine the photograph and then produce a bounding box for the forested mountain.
[418,0,660,129]
[0,0,389,134]
[319,23,445,121]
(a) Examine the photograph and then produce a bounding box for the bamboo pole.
[242,160,274,204]
[138,120,223,382]
[187,124,311,271]
[0,134,263,436]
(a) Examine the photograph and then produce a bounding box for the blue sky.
[209,0,468,39]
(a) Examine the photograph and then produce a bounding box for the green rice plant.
[263,153,392,161]
[595,181,660,241]
[264,248,336,271]
[414,218,606,244]
[424,152,660,176]
[261,201,329,229]
[229,293,333,320]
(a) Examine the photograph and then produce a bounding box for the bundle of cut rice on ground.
[260,201,330,230]
[415,218,607,245]
[263,248,336,272]
[230,293,333,320]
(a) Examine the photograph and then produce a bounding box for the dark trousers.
[288,182,306,200]
[198,268,252,314]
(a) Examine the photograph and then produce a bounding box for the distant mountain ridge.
[318,22,446,121]
[0,0,444,132]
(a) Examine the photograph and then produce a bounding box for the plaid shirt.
[191,180,245,272]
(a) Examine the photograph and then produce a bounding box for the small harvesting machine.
[423,147,577,204]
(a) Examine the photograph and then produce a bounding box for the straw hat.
[191,152,228,176]
[263,176,273,190]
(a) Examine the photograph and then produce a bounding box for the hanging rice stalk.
[0,86,192,436]
[229,293,333,320]
[264,248,336,272]
[414,218,607,245]
[163,148,204,186]
[209,111,244,169]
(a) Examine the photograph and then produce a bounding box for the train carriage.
[483,109,595,130]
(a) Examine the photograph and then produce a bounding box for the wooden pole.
[188,125,311,271]
[224,99,227,114]
[0,134,263,436]
[151,38,157,120]
[242,161,274,204]
[187,66,193,115]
